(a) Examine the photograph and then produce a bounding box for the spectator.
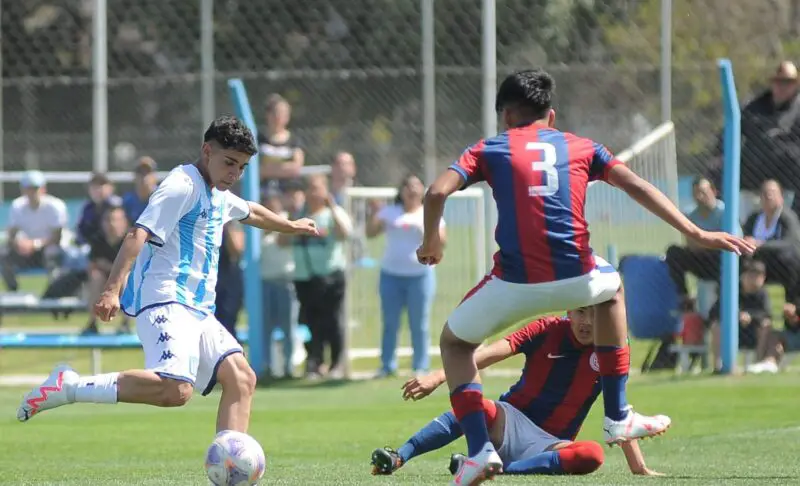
[743,179,800,302]
[259,94,304,194]
[664,176,726,303]
[330,151,356,206]
[746,302,800,374]
[1,171,67,291]
[260,190,297,380]
[77,172,122,248]
[81,204,129,335]
[122,156,157,224]
[214,221,245,340]
[284,174,352,380]
[366,174,445,377]
[709,260,773,373]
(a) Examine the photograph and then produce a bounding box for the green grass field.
[0,372,798,485]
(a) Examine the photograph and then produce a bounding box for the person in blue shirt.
[121,157,158,223]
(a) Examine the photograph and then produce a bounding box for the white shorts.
[136,304,243,396]
[448,256,621,343]
[496,401,568,465]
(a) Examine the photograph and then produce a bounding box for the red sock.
[557,441,604,475]
[482,398,497,427]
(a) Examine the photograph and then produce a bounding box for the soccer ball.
[205,430,266,485]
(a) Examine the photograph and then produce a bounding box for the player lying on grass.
[415,68,756,485]
[371,308,662,478]
[16,115,318,433]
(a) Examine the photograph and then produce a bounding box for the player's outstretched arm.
[241,202,319,236]
[94,227,150,321]
[606,164,755,255]
[401,339,514,401]
[620,440,664,476]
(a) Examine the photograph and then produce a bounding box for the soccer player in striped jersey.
[16,115,318,434]
[371,308,663,478]
[416,69,755,485]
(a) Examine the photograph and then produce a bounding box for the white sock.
[73,372,119,404]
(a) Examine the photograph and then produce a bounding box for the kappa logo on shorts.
[157,332,173,344]
[199,208,209,219]
[159,350,176,362]
[149,313,168,326]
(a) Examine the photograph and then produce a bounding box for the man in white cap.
[1,170,68,290]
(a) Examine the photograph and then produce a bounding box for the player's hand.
[401,373,444,401]
[417,236,444,265]
[690,231,756,256]
[94,290,120,322]
[631,466,666,477]
[290,218,319,236]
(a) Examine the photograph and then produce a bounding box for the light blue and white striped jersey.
[120,164,250,316]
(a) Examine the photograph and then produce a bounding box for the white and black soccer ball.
[205,430,266,486]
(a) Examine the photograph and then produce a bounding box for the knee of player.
[560,441,604,475]
[159,379,194,407]
[218,354,257,397]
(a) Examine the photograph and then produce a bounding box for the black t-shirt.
[89,236,123,263]
[258,131,302,193]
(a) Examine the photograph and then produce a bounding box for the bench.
[0,292,87,325]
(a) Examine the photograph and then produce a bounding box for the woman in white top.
[367,174,445,376]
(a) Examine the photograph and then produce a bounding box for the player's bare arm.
[606,164,755,255]
[94,226,150,322]
[402,339,515,401]
[620,440,664,476]
[241,201,319,236]
[418,169,462,265]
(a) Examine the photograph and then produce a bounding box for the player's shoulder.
[162,165,198,193]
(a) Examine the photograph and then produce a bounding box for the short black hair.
[692,175,714,190]
[742,259,766,275]
[89,172,111,186]
[203,115,257,156]
[495,69,554,119]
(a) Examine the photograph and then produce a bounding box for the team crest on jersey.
[589,352,599,372]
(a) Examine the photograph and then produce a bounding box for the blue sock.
[504,451,563,475]
[451,383,491,457]
[600,374,629,421]
[397,411,463,463]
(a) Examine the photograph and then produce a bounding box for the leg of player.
[501,441,604,476]
[214,353,258,433]
[16,366,194,422]
[440,325,503,484]
[594,287,671,444]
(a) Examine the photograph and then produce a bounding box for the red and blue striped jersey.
[498,316,601,441]
[449,123,622,284]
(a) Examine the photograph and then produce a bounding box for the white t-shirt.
[8,194,68,240]
[377,204,444,277]
[260,211,295,280]
[120,164,251,317]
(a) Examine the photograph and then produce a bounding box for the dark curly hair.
[495,68,554,120]
[203,115,258,156]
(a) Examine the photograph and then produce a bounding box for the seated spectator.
[746,301,800,374]
[709,260,773,373]
[259,94,304,194]
[260,190,297,380]
[743,179,800,302]
[77,173,122,248]
[665,176,726,303]
[1,171,67,291]
[366,174,445,378]
[81,204,130,335]
[122,157,157,224]
[283,174,351,380]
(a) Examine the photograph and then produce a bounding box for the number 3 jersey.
[120,164,251,317]
[449,122,622,284]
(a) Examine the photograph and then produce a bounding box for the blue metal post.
[717,59,741,374]
[227,79,264,376]
[605,244,619,268]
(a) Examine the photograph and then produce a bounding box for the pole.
[421,0,436,185]
[200,0,215,127]
[0,0,4,201]
[660,0,673,122]
[481,0,497,272]
[718,59,741,374]
[92,0,108,173]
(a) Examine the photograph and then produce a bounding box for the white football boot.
[602,405,671,446]
[450,443,503,486]
[17,365,79,422]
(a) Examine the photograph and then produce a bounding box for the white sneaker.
[17,365,78,422]
[746,360,779,374]
[450,443,503,486]
[603,406,671,445]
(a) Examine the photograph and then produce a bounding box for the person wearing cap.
[121,156,158,224]
[1,170,68,291]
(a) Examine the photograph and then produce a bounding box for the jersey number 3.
[526,142,559,197]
